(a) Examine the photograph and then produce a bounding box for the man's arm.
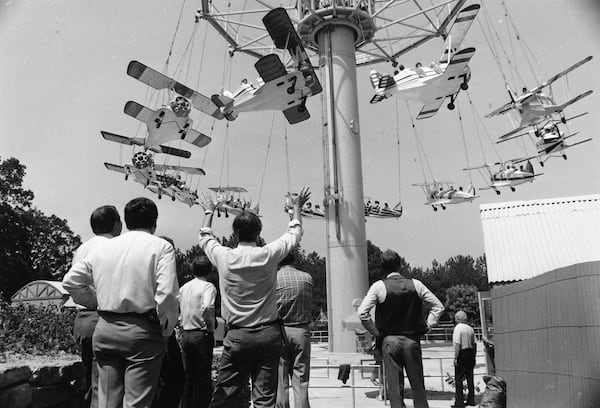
[62,259,97,310]
[413,279,444,328]
[155,244,180,337]
[357,282,384,338]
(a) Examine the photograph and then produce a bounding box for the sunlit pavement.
[300,342,487,408]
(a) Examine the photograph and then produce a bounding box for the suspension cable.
[456,101,472,185]
[257,113,277,204]
[405,101,433,182]
[394,98,402,204]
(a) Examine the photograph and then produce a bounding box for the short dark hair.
[381,249,401,273]
[124,197,158,230]
[192,256,212,278]
[278,250,296,267]
[232,211,262,242]
[90,205,120,235]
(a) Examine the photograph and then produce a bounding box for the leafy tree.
[0,157,81,300]
[445,284,480,323]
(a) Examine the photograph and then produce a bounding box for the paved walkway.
[296,342,487,408]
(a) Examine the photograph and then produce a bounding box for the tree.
[0,157,81,299]
[445,284,480,323]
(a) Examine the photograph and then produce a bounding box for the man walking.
[63,197,180,408]
[70,205,122,408]
[179,255,218,408]
[452,310,476,407]
[276,251,313,408]
[358,249,444,408]
[197,187,310,408]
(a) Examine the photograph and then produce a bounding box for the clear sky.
[1,0,599,268]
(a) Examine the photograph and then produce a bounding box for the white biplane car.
[369,4,480,119]
[497,121,592,167]
[413,181,478,211]
[465,160,542,195]
[486,56,593,140]
[211,7,322,124]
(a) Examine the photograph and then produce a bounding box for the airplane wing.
[369,94,390,104]
[548,90,593,114]
[439,4,480,61]
[182,128,212,149]
[104,162,127,174]
[563,137,592,150]
[124,101,155,124]
[416,98,445,120]
[496,125,529,142]
[101,131,192,158]
[283,105,310,124]
[262,8,322,95]
[528,56,593,94]
[485,100,515,118]
[255,54,287,83]
[154,164,206,175]
[441,47,475,77]
[127,60,224,119]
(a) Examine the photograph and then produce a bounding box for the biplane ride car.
[208,186,259,217]
[413,181,478,211]
[465,160,542,195]
[369,4,480,119]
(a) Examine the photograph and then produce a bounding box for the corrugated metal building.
[480,194,600,407]
[480,194,600,283]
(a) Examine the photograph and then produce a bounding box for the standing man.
[179,255,217,408]
[197,187,310,408]
[452,310,476,407]
[358,249,444,408]
[276,250,313,408]
[70,205,122,408]
[63,197,180,408]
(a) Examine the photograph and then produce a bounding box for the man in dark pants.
[358,249,444,408]
[276,250,313,408]
[452,310,476,407]
[198,187,310,408]
[63,197,180,408]
[70,205,122,408]
[180,255,217,408]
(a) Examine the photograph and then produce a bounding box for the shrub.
[0,299,78,355]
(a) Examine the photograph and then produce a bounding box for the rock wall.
[0,361,84,408]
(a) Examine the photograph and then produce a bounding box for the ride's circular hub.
[297,3,376,50]
[132,151,153,169]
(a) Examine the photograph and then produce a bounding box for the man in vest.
[358,249,444,408]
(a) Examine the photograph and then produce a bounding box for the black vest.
[375,275,427,336]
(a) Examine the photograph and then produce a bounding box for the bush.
[0,299,78,355]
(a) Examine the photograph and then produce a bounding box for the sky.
[1,0,599,268]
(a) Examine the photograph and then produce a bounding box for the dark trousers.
[277,326,311,408]
[210,323,282,408]
[382,335,429,408]
[73,310,99,408]
[454,348,475,406]
[153,333,185,408]
[181,330,214,408]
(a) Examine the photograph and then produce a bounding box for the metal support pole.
[318,24,369,352]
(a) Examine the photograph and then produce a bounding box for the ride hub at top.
[199,0,470,353]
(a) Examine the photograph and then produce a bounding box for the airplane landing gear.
[287,76,297,94]
[561,116,567,124]
[563,154,567,160]
[511,187,516,192]
[495,190,501,195]
[539,161,544,167]
[441,205,446,210]
[172,196,176,201]
[460,82,468,90]
[432,206,438,211]
[448,95,456,110]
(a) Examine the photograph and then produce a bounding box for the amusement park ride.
[97,0,594,352]
[369,4,480,119]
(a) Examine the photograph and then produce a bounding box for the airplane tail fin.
[369,69,382,89]
[467,184,476,196]
[525,160,534,174]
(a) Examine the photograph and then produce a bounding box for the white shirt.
[62,230,180,336]
[70,234,113,309]
[180,277,217,332]
[453,322,475,350]
[198,220,302,327]
[357,272,444,328]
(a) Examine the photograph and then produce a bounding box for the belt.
[98,309,160,328]
[226,319,279,330]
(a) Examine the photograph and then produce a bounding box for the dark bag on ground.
[478,375,506,408]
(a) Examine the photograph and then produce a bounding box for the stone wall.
[0,361,84,408]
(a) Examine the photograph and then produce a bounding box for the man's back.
[276,266,313,326]
[453,322,475,349]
